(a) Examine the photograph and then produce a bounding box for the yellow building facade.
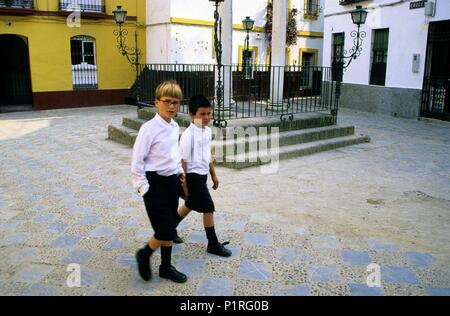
[0,0,146,109]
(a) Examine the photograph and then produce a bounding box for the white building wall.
[147,0,171,63]
[171,0,214,22]
[147,0,325,65]
[170,24,214,64]
[292,0,324,32]
[289,37,323,66]
[147,0,171,24]
[286,0,325,66]
[323,0,450,89]
[233,0,268,28]
[147,25,171,64]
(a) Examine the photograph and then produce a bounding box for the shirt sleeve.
[179,128,192,162]
[208,128,214,163]
[131,124,154,189]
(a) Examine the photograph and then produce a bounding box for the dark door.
[0,34,33,106]
[331,33,344,81]
[421,20,450,120]
[369,28,389,86]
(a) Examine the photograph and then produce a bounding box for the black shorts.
[185,173,215,213]
[142,172,181,241]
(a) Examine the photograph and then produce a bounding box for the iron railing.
[421,77,450,120]
[59,0,105,13]
[339,0,368,5]
[131,64,337,122]
[134,64,215,113]
[0,0,33,8]
[304,1,320,18]
[72,62,98,90]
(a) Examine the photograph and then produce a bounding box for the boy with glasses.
[131,80,187,283]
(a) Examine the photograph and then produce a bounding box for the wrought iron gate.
[421,20,450,121]
[0,34,33,106]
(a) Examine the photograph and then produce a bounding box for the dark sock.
[141,244,155,257]
[175,213,185,226]
[205,226,219,246]
[160,246,172,268]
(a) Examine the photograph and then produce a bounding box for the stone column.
[268,0,287,110]
[219,0,233,113]
[213,0,232,120]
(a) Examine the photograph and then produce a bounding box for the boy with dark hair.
[175,94,232,257]
[132,80,188,282]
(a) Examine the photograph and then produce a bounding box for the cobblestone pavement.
[0,105,449,296]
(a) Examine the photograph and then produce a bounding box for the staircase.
[108,107,370,169]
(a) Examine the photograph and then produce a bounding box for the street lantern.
[113,5,127,25]
[350,6,368,26]
[113,5,140,70]
[242,16,254,32]
[332,5,368,123]
[112,5,141,103]
[340,5,368,70]
[242,16,254,80]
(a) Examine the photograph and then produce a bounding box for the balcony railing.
[60,0,105,13]
[304,2,320,18]
[339,0,369,5]
[0,0,33,9]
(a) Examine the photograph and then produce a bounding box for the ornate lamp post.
[333,5,368,122]
[242,16,254,79]
[209,0,226,128]
[113,5,141,74]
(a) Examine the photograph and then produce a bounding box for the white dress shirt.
[179,123,212,175]
[131,113,182,193]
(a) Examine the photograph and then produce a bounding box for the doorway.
[0,34,33,108]
[421,20,450,121]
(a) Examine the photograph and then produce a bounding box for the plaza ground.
[0,105,449,296]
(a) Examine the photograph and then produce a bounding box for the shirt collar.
[155,113,176,127]
[190,122,206,131]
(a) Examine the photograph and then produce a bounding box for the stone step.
[107,125,137,147]
[122,116,353,146]
[107,123,369,168]
[137,107,336,131]
[108,107,370,169]
[214,125,356,155]
[122,117,147,131]
[218,134,370,169]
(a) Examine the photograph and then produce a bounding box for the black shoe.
[207,241,232,257]
[173,232,183,244]
[159,265,187,283]
[135,249,152,281]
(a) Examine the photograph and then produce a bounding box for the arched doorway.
[0,34,33,107]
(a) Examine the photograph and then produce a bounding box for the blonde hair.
[155,80,183,101]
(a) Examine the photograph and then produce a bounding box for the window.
[370,28,389,86]
[70,36,98,89]
[238,46,258,79]
[304,0,319,18]
[300,50,318,68]
[60,0,103,13]
[0,0,33,9]
[299,49,318,88]
[331,33,345,81]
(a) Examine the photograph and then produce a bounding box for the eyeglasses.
[158,98,180,106]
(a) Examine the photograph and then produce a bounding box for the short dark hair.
[189,94,212,114]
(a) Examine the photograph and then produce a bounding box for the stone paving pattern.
[0,105,449,296]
